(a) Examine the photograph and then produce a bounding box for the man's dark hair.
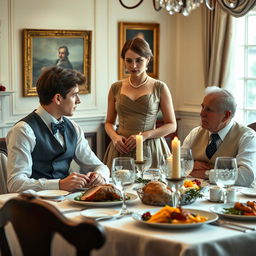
[36,66,85,105]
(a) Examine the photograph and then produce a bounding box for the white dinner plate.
[240,188,256,197]
[132,208,218,229]
[36,190,69,199]
[210,203,256,220]
[80,208,120,219]
[66,192,137,207]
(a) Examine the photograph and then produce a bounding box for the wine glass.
[157,153,171,181]
[214,157,238,203]
[181,148,194,177]
[112,157,136,215]
[135,145,152,179]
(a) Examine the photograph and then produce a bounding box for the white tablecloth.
[1,187,256,256]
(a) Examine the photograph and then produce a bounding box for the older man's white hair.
[205,86,237,117]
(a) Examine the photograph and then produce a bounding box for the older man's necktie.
[51,121,66,135]
[205,133,219,159]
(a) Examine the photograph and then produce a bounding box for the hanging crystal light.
[156,0,213,16]
[119,0,214,16]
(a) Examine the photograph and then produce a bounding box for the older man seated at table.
[182,86,256,187]
[7,66,109,193]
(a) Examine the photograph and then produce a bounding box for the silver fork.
[218,219,256,231]
[210,220,254,232]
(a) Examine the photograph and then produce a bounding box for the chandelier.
[119,0,214,16]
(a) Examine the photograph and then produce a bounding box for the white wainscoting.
[176,110,201,143]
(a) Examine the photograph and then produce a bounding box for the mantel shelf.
[0,91,14,97]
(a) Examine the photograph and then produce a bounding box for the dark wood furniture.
[0,138,7,155]
[248,122,256,131]
[0,193,106,256]
[84,132,97,154]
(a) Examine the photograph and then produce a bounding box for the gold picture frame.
[118,22,159,80]
[23,29,92,97]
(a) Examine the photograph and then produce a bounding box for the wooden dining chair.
[0,193,106,256]
[0,137,7,155]
[0,149,8,194]
[0,138,9,194]
[248,122,256,131]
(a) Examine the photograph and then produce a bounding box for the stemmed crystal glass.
[164,157,185,208]
[112,157,136,215]
[181,148,194,177]
[157,153,171,181]
[135,145,152,179]
[214,157,238,203]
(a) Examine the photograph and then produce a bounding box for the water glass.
[112,157,135,215]
[214,157,238,203]
[180,148,194,177]
[157,153,170,181]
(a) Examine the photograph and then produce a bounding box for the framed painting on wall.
[118,22,159,80]
[23,29,92,97]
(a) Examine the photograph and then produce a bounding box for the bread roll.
[141,181,172,205]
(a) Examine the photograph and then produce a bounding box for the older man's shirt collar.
[208,119,234,142]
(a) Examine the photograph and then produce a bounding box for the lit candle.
[136,133,143,162]
[166,155,173,177]
[171,137,181,179]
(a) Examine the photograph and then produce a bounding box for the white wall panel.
[0,0,207,158]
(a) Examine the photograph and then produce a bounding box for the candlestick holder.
[135,159,151,179]
[166,177,185,208]
[135,160,145,179]
[134,146,152,179]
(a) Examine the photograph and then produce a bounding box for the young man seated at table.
[182,86,256,187]
[7,66,109,193]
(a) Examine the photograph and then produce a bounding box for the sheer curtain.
[202,2,233,88]
[202,1,256,88]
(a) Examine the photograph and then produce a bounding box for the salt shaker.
[226,187,236,203]
[209,186,222,202]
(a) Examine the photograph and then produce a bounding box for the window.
[227,8,256,125]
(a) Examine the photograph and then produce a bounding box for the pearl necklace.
[128,76,149,89]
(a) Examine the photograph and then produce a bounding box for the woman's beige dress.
[103,80,171,170]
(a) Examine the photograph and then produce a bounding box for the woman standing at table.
[103,37,176,170]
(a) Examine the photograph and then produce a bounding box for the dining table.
[1,183,256,256]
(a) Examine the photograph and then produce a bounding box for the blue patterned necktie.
[51,121,66,135]
[205,133,219,159]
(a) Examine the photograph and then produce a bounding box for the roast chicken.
[80,184,122,202]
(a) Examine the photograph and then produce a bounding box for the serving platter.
[132,208,218,229]
[66,192,137,207]
[210,203,256,220]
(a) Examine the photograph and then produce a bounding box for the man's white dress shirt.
[182,120,256,187]
[7,106,109,192]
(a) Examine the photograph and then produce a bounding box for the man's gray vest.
[21,111,77,179]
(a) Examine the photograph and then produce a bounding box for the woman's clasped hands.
[113,134,138,154]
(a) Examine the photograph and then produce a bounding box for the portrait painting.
[23,29,91,96]
[118,22,159,80]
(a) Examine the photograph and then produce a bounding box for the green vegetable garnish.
[180,189,203,205]
[223,208,243,215]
